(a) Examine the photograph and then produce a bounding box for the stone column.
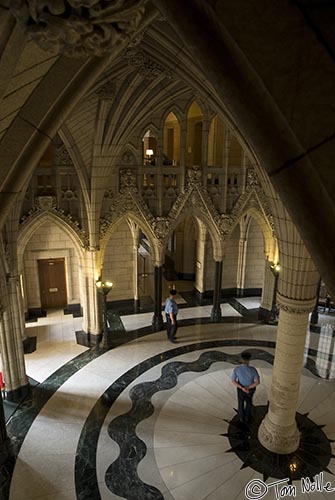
[258,294,316,453]
[236,237,247,297]
[79,248,101,345]
[211,260,223,322]
[0,296,29,402]
[194,226,207,305]
[152,265,163,332]
[258,260,275,322]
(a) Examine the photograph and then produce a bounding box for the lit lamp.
[96,278,113,348]
[145,149,154,164]
[269,263,280,322]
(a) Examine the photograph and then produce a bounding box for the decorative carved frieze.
[10,0,148,57]
[124,46,173,79]
[120,168,137,191]
[95,81,115,100]
[56,144,72,165]
[277,293,316,315]
[100,162,275,256]
[20,204,88,247]
[122,151,136,164]
[61,189,78,201]
[186,166,202,186]
[36,196,57,210]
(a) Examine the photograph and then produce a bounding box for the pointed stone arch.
[100,211,162,268]
[231,206,277,263]
[18,210,86,314]
[18,211,86,264]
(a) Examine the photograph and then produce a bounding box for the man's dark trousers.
[237,388,255,423]
[166,314,178,341]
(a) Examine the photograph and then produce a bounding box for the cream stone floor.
[5,305,335,500]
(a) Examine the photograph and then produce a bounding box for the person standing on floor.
[164,289,178,343]
[231,351,260,424]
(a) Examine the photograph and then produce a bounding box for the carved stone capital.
[258,413,300,454]
[11,0,148,57]
[119,169,137,191]
[151,217,170,241]
[277,293,316,315]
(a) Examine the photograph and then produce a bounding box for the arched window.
[186,102,203,166]
[142,129,157,165]
[207,115,225,167]
[163,112,180,166]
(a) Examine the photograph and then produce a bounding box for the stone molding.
[124,43,173,79]
[258,413,300,454]
[56,143,72,165]
[95,80,116,100]
[10,0,149,57]
[100,163,274,261]
[277,293,316,314]
[19,205,88,248]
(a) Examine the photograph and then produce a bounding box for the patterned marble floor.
[3,303,335,500]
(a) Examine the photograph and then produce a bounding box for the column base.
[75,330,102,347]
[210,307,222,322]
[152,314,163,332]
[258,413,300,454]
[6,383,31,403]
[310,309,319,325]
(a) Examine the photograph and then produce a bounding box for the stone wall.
[23,221,80,308]
[244,218,265,289]
[102,220,134,302]
[222,225,239,289]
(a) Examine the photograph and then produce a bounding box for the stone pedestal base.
[152,314,163,332]
[210,307,222,322]
[258,413,300,454]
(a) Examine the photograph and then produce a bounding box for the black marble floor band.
[75,340,277,500]
[74,339,333,500]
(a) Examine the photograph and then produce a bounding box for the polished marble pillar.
[152,265,163,332]
[258,294,316,453]
[310,277,321,325]
[0,390,9,465]
[211,260,223,322]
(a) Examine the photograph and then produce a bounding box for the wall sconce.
[270,263,281,274]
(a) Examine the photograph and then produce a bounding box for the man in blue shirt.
[231,351,260,424]
[164,289,178,343]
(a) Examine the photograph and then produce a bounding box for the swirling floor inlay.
[74,339,335,500]
[106,350,242,499]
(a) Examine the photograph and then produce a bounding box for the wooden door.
[38,258,67,309]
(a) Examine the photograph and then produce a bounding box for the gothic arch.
[18,211,86,265]
[100,211,162,267]
[160,106,184,130]
[232,207,277,262]
[167,205,223,261]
